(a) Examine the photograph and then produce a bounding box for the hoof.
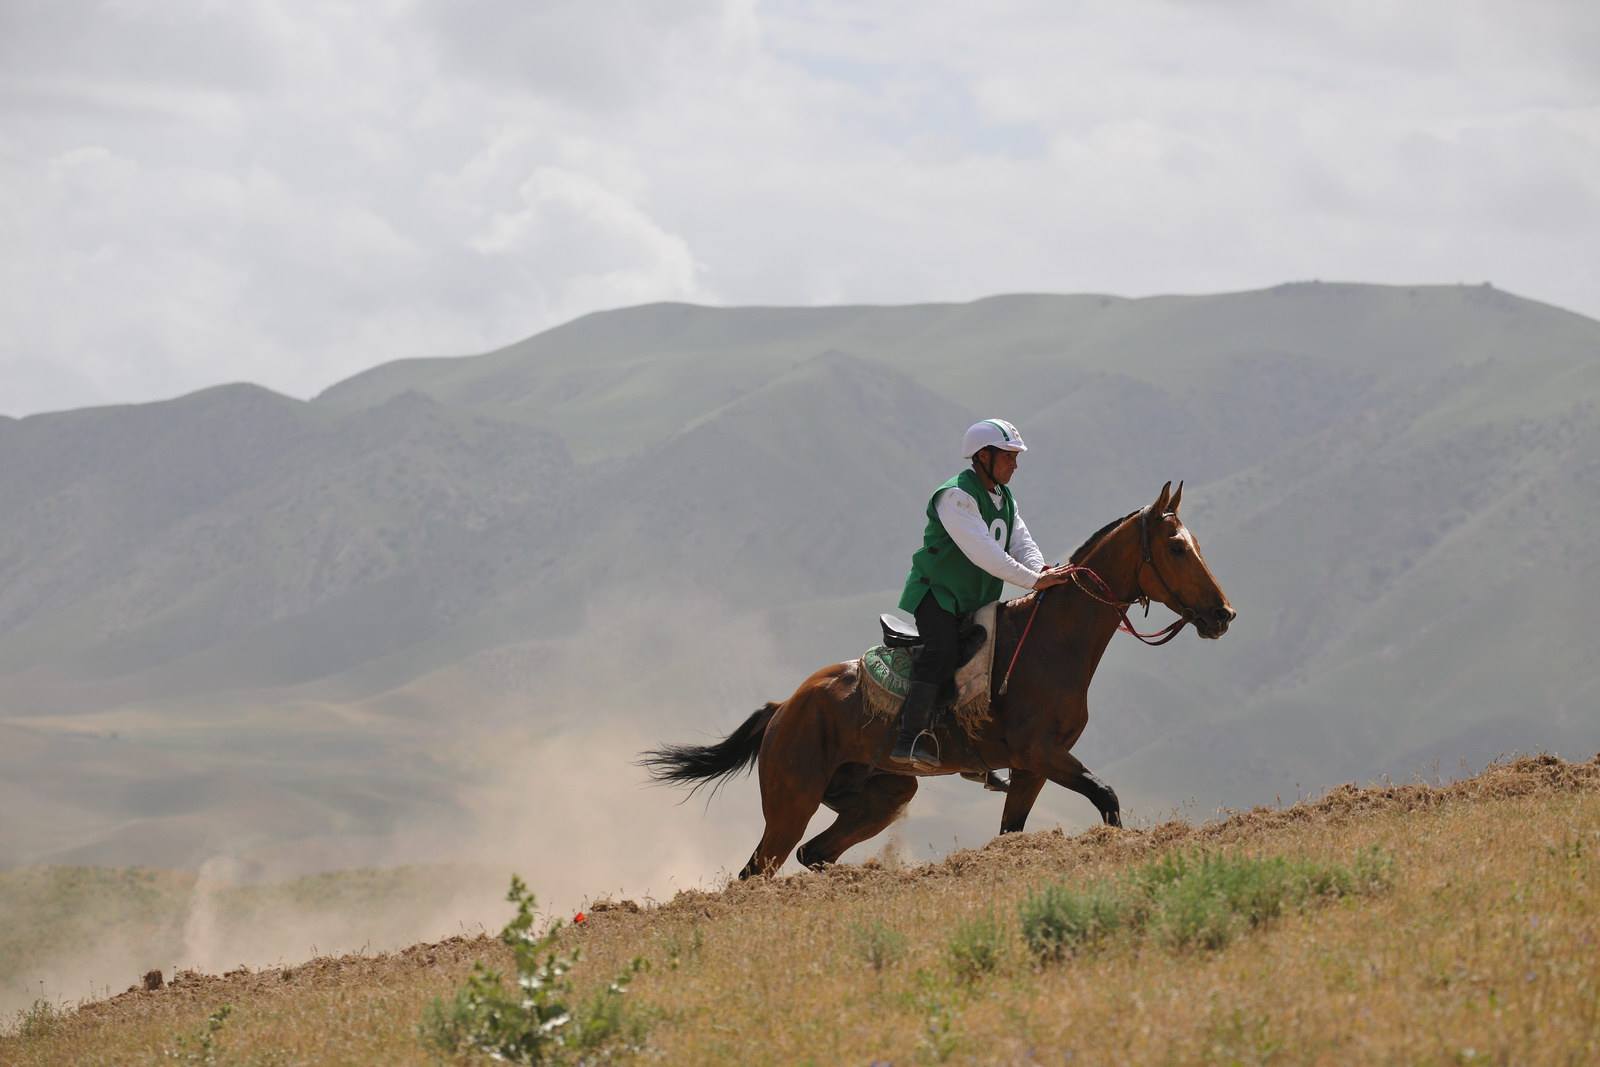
[795,846,828,871]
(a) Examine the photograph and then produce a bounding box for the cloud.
[468,165,706,317]
[418,0,734,111]
[1,1,1597,416]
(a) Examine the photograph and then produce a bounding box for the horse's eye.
[1167,538,1186,556]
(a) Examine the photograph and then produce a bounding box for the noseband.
[1132,505,1201,629]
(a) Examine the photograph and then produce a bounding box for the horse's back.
[763,658,864,744]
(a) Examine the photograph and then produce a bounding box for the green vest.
[898,469,1017,615]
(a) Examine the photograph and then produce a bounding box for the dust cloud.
[4,590,1093,1018]
[5,593,774,1014]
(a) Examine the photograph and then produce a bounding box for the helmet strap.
[974,447,999,489]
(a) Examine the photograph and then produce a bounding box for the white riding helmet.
[962,419,1027,460]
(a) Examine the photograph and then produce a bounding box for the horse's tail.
[639,701,780,800]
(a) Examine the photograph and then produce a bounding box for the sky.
[2,0,1596,417]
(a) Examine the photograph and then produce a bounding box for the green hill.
[1,283,1596,878]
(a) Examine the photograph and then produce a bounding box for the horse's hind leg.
[795,771,917,869]
[999,769,1047,834]
[1045,753,1122,828]
[739,782,823,878]
[737,720,831,879]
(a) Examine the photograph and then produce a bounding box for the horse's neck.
[1044,519,1143,669]
[1078,518,1144,604]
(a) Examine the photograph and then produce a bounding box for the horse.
[641,481,1235,878]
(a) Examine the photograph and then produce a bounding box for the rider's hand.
[1033,565,1072,591]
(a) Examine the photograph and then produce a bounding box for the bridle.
[998,505,1191,695]
[1059,506,1192,645]
[1128,504,1201,636]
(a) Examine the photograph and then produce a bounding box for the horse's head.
[1136,481,1236,639]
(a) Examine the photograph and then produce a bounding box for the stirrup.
[908,729,941,771]
[889,728,941,771]
[960,770,1010,793]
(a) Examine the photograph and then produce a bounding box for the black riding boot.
[888,680,941,771]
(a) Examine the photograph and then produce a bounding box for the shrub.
[419,875,647,1064]
[13,998,60,1040]
[1150,862,1248,950]
[1019,846,1397,961]
[167,1004,234,1065]
[1143,849,1394,951]
[849,918,908,972]
[947,912,1004,983]
[910,968,960,1063]
[1351,845,1396,892]
[1019,882,1125,963]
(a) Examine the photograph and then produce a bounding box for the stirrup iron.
[960,769,1010,792]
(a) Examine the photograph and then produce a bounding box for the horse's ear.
[1153,481,1172,514]
[1170,481,1183,514]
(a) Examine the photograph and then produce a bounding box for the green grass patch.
[1019,845,1394,963]
[946,912,1005,984]
[849,919,908,973]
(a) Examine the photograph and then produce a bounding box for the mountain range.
[3,282,1597,875]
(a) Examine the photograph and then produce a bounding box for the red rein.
[997,564,1188,696]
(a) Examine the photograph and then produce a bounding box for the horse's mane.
[1067,509,1140,564]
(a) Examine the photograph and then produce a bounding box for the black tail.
[639,702,780,800]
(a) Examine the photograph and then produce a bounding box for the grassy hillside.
[6,754,1597,1065]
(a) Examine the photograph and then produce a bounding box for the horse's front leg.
[998,769,1046,834]
[1045,752,1121,828]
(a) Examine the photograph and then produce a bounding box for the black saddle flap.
[879,613,921,648]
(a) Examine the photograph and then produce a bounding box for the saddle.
[877,613,989,679]
[860,605,999,737]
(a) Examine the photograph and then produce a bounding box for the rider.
[890,419,1073,771]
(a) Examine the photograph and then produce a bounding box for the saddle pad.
[861,602,997,737]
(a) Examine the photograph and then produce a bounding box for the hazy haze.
[4,0,1598,415]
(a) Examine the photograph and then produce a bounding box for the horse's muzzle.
[1196,605,1236,639]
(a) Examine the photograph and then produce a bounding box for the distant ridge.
[3,282,1598,870]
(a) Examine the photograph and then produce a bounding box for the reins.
[997,506,1192,696]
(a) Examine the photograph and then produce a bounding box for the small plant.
[946,912,1004,983]
[661,923,704,971]
[849,918,908,972]
[1150,862,1248,950]
[418,875,648,1064]
[910,969,960,1064]
[167,1003,233,1064]
[14,998,60,1040]
[1019,882,1125,963]
[1351,844,1396,891]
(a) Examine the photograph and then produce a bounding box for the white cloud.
[1,1,1596,416]
[471,165,703,308]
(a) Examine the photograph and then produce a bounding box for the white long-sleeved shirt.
[934,484,1046,591]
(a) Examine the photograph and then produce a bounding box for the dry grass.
[5,754,1598,1065]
